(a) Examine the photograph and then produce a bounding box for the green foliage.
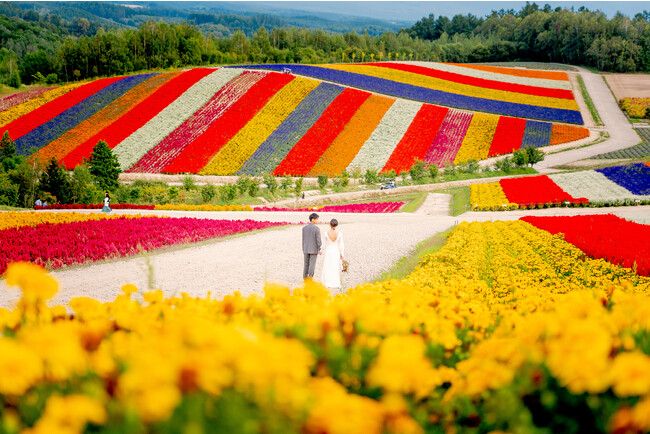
[339,169,350,187]
[577,75,603,125]
[525,147,545,166]
[262,173,277,194]
[427,163,439,179]
[494,156,514,173]
[317,174,328,189]
[293,177,303,196]
[219,184,238,204]
[8,70,20,88]
[280,175,292,190]
[409,159,427,181]
[236,175,251,196]
[247,178,260,197]
[512,149,529,167]
[88,140,120,191]
[69,164,98,204]
[444,162,457,176]
[0,172,19,206]
[201,184,217,203]
[41,157,71,203]
[363,168,379,184]
[0,132,18,171]
[182,174,196,191]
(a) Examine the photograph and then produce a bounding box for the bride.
[321,218,345,292]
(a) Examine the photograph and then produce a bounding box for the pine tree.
[41,157,71,203]
[88,140,121,191]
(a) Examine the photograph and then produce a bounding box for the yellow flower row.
[0,82,86,129]
[321,64,580,111]
[0,211,132,231]
[153,204,253,211]
[469,182,518,210]
[1,220,650,432]
[201,77,320,175]
[453,112,499,163]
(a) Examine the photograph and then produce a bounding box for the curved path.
[534,66,639,171]
[2,204,649,308]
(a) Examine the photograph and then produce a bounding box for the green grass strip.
[577,74,603,126]
[377,227,455,281]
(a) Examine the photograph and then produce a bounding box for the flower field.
[619,97,650,119]
[522,215,650,276]
[254,202,405,213]
[242,63,583,123]
[470,163,650,210]
[1,65,590,176]
[0,213,287,274]
[34,204,155,210]
[2,218,650,432]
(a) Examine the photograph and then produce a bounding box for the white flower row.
[549,170,649,202]
[408,61,572,90]
[114,68,239,171]
[347,99,421,173]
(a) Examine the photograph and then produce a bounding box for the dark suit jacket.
[302,223,322,254]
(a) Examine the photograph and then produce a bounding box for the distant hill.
[8,1,405,36]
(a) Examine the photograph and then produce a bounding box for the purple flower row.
[234,65,584,124]
[596,163,650,195]
[520,120,552,148]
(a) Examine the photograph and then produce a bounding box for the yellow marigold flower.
[611,351,650,397]
[0,339,43,395]
[632,395,650,430]
[24,394,106,434]
[143,290,164,304]
[5,262,58,304]
[121,284,138,296]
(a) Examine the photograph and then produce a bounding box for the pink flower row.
[0,216,288,273]
[255,202,405,213]
[34,204,154,210]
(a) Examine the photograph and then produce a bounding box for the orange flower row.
[446,63,570,81]
[550,124,590,146]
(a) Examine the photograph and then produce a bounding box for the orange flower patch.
[446,63,570,81]
[550,124,590,146]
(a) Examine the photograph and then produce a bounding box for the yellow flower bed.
[453,112,499,163]
[321,64,580,111]
[470,182,518,210]
[1,221,650,432]
[0,211,133,231]
[153,204,253,212]
[201,77,319,175]
[0,82,86,128]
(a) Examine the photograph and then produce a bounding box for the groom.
[302,213,322,280]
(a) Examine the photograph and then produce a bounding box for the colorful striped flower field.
[0,64,591,176]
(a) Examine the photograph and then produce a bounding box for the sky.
[226,2,650,23]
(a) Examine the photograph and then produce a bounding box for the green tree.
[512,149,529,167]
[364,168,379,184]
[248,178,260,197]
[88,140,121,191]
[280,175,292,190]
[293,177,303,196]
[41,157,71,203]
[219,184,238,203]
[317,173,328,189]
[409,159,427,181]
[201,184,217,203]
[0,131,17,171]
[236,175,251,196]
[525,146,545,166]
[0,172,19,206]
[69,164,98,204]
[428,163,439,179]
[263,173,278,195]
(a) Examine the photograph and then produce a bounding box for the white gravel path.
[2,204,648,308]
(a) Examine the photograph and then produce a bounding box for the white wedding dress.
[321,230,344,289]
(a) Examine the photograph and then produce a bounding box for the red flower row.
[272,88,371,176]
[521,214,650,276]
[163,72,290,174]
[0,216,288,273]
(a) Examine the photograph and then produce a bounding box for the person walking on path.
[321,218,345,292]
[302,213,321,280]
[101,192,112,213]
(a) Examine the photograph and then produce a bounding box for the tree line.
[1,2,650,88]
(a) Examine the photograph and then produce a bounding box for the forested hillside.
[1,2,649,89]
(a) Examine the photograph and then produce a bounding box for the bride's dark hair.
[330,219,338,228]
